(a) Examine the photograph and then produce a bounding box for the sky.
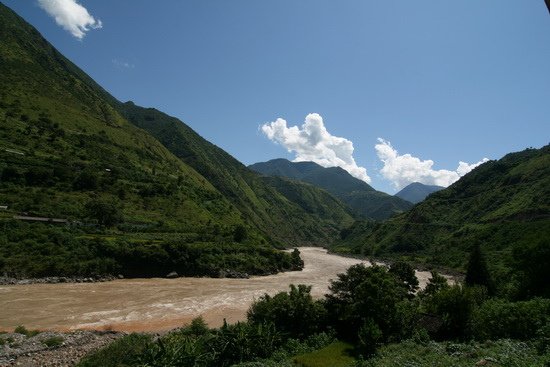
[4,0,550,193]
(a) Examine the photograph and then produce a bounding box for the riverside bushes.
[0,221,303,279]
[77,260,550,366]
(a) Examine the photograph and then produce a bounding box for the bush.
[43,336,64,348]
[247,284,326,339]
[14,325,39,337]
[325,264,409,344]
[470,298,550,341]
[424,285,487,340]
[77,333,153,367]
[85,199,123,226]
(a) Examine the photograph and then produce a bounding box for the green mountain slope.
[117,103,353,245]
[395,182,444,204]
[249,158,413,219]
[0,2,239,232]
[338,145,550,276]
[0,2,338,278]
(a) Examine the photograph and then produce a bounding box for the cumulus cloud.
[261,113,371,183]
[37,0,102,39]
[375,138,489,189]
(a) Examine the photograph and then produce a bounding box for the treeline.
[77,248,550,366]
[0,221,303,279]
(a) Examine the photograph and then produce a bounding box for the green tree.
[325,264,409,343]
[421,271,449,297]
[247,284,326,339]
[85,199,122,226]
[511,239,550,299]
[233,224,247,243]
[424,284,487,340]
[389,261,419,295]
[465,244,494,295]
[73,170,98,190]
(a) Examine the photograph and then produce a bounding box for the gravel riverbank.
[0,330,123,367]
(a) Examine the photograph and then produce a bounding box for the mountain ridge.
[395,182,444,204]
[249,158,413,220]
[335,145,550,280]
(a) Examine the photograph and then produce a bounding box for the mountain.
[395,182,444,204]
[337,145,550,277]
[249,159,413,220]
[117,102,354,245]
[0,2,353,278]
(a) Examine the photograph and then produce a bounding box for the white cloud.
[37,0,102,39]
[261,113,371,183]
[112,59,135,69]
[375,138,489,190]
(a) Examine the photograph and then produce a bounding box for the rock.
[165,271,178,279]
[117,274,124,279]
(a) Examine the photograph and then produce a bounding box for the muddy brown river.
[0,248,434,332]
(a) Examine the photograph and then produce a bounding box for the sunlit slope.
[118,102,354,245]
[341,145,550,273]
[0,2,243,232]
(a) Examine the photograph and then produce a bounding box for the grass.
[43,336,64,348]
[360,339,550,367]
[292,342,355,367]
[14,325,40,337]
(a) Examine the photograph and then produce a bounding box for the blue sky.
[4,0,550,193]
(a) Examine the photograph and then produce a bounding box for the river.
[0,247,434,332]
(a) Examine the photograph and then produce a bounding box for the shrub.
[470,298,550,341]
[325,264,409,344]
[247,284,326,339]
[43,336,64,348]
[14,325,39,337]
[77,333,153,367]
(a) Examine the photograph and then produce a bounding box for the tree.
[325,264,409,343]
[247,284,326,339]
[511,239,550,299]
[421,271,449,297]
[233,225,247,243]
[465,244,494,295]
[389,261,419,295]
[73,170,98,190]
[85,199,122,226]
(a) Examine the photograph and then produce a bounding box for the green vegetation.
[43,336,64,348]
[78,257,550,366]
[292,342,354,367]
[0,1,358,280]
[358,339,549,367]
[0,221,303,278]
[118,103,354,245]
[249,158,413,220]
[13,325,40,337]
[334,145,550,297]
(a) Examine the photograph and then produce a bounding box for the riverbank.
[0,276,120,286]
[0,330,123,367]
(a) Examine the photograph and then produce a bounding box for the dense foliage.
[0,221,303,278]
[334,145,550,297]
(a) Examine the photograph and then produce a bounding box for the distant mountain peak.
[395,182,444,204]
[250,159,413,220]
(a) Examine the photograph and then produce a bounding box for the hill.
[117,103,354,245]
[249,158,413,220]
[336,145,550,280]
[0,2,350,278]
[395,182,444,204]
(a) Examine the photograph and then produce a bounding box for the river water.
[0,248,434,332]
